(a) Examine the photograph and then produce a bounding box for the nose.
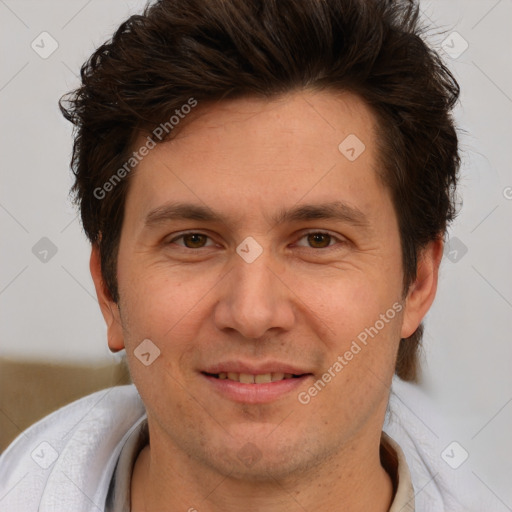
[213,246,296,340]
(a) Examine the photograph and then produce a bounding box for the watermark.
[31,441,59,469]
[443,236,468,263]
[32,237,58,263]
[440,31,469,60]
[441,441,469,469]
[298,302,403,405]
[236,236,263,263]
[237,442,263,467]
[31,31,59,59]
[134,338,161,366]
[338,133,366,161]
[93,97,198,200]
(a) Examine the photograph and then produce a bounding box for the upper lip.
[202,361,312,375]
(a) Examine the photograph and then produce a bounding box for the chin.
[204,434,331,483]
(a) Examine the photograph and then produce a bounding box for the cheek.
[120,274,197,340]
[118,271,204,409]
[297,270,387,342]
[117,260,227,374]
[299,268,403,387]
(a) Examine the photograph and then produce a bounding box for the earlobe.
[400,238,444,339]
[90,244,125,352]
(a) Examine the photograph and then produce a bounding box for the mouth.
[202,371,305,384]
[200,366,313,404]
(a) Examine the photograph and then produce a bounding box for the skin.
[90,90,442,512]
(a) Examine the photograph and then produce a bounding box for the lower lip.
[202,373,311,404]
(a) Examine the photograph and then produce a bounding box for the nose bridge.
[234,250,275,304]
[214,242,294,339]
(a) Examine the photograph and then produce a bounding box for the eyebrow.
[144,201,370,229]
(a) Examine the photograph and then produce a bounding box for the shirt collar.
[107,421,416,511]
[381,431,415,511]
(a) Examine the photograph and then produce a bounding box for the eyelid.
[167,229,347,250]
[167,231,217,248]
[293,229,347,248]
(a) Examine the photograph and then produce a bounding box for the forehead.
[124,90,387,230]
[165,90,378,158]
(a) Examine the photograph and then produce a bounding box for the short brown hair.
[60,0,460,382]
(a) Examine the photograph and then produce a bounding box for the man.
[0,0,494,510]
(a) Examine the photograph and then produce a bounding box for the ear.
[90,244,125,352]
[401,237,444,339]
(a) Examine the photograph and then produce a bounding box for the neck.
[131,429,394,512]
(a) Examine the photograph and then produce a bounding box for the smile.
[204,372,303,383]
[201,370,312,404]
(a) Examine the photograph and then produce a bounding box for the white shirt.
[0,378,497,511]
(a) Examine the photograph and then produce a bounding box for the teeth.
[255,373,272,384]
[218,372,298,383]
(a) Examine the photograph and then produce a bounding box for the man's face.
[109,91,409,479]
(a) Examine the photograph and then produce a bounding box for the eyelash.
[166,230,347,251]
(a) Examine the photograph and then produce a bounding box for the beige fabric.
[0,356,131,452]
[382,431,416,512]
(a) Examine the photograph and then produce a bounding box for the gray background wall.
[1,0,511,507]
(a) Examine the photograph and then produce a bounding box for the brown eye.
[294,231,347,251]
[181,233,208,248]
[306,232,332,249]
[169,233,212,249]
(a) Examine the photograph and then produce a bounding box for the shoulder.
[384,377,501,512]
[0,384,145,512]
